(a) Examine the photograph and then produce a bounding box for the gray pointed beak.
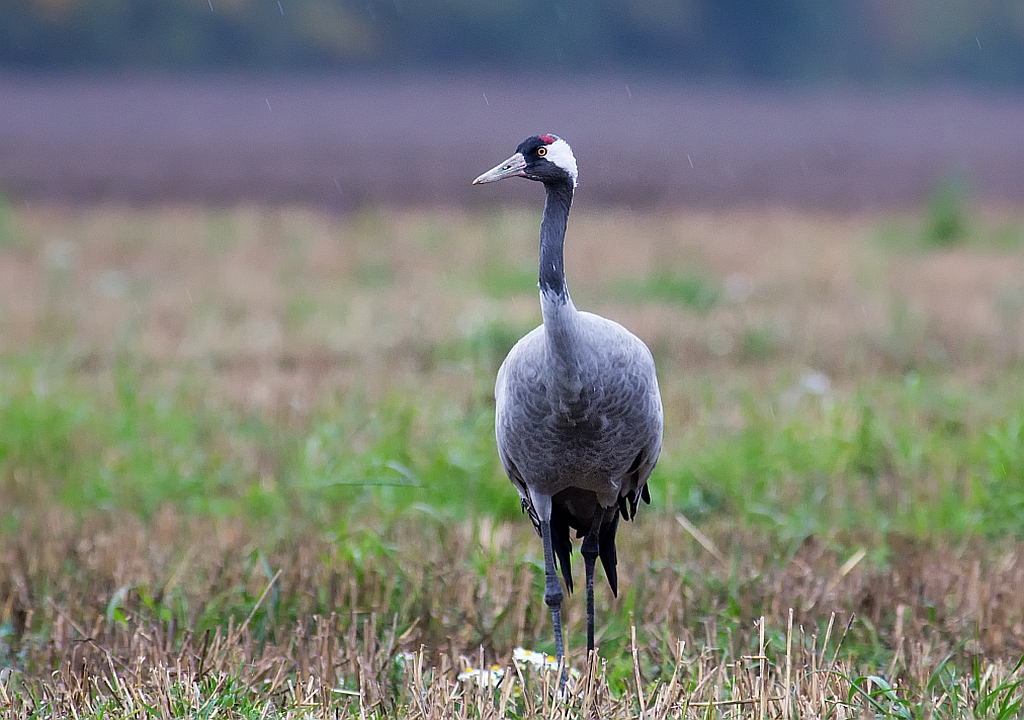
[473,152,527,184]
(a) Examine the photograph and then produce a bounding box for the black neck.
[539,179,574,299]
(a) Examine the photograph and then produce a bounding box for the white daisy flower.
[512,647,581,679]
[457,665,505,688]
[513,647,559,670]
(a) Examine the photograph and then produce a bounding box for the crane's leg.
[539,517,567,690]
[580,508,605,654]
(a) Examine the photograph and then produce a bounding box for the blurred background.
[2,0,1024,210]
[4,0,1024,526]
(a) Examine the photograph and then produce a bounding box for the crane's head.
[473,135,578,189]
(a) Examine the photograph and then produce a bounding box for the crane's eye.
[537,146,547,157]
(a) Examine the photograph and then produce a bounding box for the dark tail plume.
[550,504,575,594]
[598,512,620,596]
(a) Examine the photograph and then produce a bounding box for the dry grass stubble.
[4,509,1024,716]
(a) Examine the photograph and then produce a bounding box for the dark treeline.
[3,0,1024,84]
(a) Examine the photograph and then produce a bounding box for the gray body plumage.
[496,297,663,529]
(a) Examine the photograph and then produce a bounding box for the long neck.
[539,179,573,299]
[539,179,582,375]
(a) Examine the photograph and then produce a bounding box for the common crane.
[473,135,664,678]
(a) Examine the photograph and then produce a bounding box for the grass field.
[4,198,1024,717]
